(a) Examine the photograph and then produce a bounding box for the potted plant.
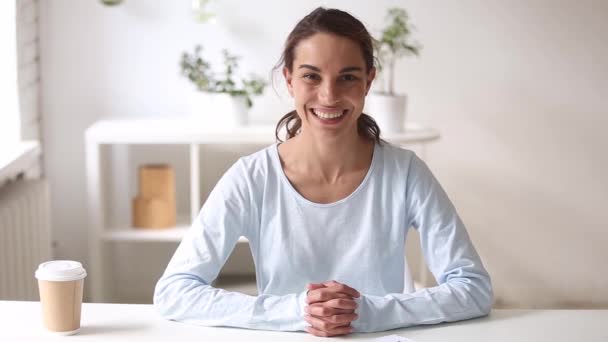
[180,45,266,126]
[366,8,421,133]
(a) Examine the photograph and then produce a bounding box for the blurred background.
[1,0,607,309]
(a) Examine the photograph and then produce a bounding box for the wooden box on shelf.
[132,164,176,229]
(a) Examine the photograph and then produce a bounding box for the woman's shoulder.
[228,144,281,182]
[378,142,439,187]
[213,145,279,199]
[377,142,418,169]
[374,143,434,191]
[237,144,278,170]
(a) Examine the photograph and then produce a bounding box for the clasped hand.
[303,280,360,337]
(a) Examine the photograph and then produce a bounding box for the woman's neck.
[282,131,374,184]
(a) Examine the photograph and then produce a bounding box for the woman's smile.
[309,107,349,124]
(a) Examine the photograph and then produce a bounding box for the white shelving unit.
[85,118,440,302]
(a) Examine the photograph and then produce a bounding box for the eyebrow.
[298,64,363,73]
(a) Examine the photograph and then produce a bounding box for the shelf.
[85,119,440,145]
[102,224,249,244]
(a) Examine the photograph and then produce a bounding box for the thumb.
[307,283,326,291]
[322,280,341,287]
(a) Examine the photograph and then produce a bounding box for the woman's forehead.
[292,32,366,71]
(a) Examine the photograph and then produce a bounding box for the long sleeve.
[352,153,493,333]
[153,160,308,331]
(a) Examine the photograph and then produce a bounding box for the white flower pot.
[364,93,407,133]
[189,91,248,127]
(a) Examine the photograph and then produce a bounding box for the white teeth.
[312,109,345,119]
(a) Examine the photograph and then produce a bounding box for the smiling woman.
[154,7,492,338]
[273,8,380,144]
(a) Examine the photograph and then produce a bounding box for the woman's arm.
[352,153,493,333]
[153,159,308,331]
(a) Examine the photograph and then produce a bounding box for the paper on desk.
[368,334,416,342]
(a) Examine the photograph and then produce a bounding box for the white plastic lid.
[35,260,87,281]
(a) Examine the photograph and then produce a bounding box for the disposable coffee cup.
[35,260,87,335]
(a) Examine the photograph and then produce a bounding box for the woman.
[154,7,492,337]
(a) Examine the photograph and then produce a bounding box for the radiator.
[0,179,52,300]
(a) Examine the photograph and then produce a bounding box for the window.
[0,1,40,185]
[0,0,20,153]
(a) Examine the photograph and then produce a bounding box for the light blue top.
[153,143,493,332]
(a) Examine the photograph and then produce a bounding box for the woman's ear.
[365,67,376,96]
[283,67,294,97]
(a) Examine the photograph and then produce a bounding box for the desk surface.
[2,301,607,341]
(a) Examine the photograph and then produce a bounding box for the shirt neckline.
[272,141,379,207]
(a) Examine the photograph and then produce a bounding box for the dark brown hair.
[273,7,382,143]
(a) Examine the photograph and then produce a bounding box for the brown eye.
[303,73,321,81]
[340,74,358,81]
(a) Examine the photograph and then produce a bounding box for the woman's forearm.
[154,273,308,331]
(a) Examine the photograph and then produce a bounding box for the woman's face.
[284,32,375,139]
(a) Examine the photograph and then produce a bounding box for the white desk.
[2,301,607,341]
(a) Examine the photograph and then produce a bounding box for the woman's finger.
[304,315,353,336]
[314,312,358,325]
[306,303,354,316]
[323,297,359,310]
[324,281,361,298]
[322,280,341,287]
[305,325,353,337]
[306,283,326,292]
[307,282,326,289]
[306,289,351,304]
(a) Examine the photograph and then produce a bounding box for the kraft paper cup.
[35,260,87,335]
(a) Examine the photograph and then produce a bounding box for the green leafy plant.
[100,0,123,6]
[191,0,216,23]
[375,8,421,95]
[180,45,266,108]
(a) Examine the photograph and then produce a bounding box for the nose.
[319,79,339,105]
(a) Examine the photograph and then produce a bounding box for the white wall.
[39,0,608,307]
